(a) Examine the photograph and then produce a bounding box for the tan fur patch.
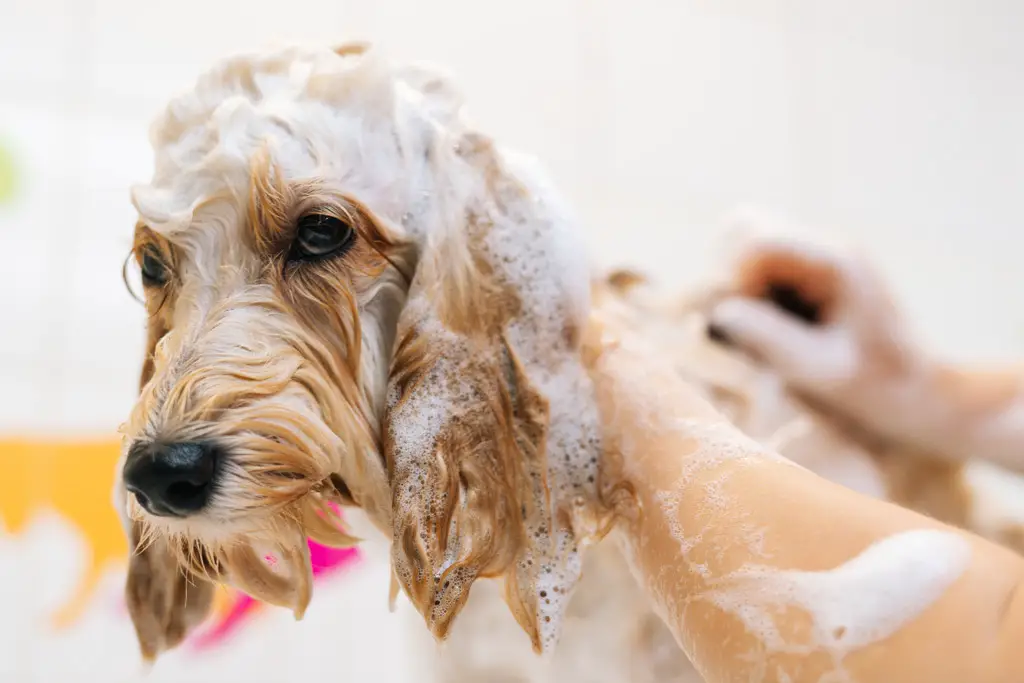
[124,522,215,661]
[334,42,370,58]
[605,268,648,294]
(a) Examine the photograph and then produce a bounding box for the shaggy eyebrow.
[132,223,174,261]
[131,222,151,252]
[247,151,296,255]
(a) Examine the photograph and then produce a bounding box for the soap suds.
[654,419,780,567]
[475,150,602,653]
[385,138,603,653]
[703,529,970,661]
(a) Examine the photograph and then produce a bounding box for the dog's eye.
[140,247,169,287]
[290,214,355,262]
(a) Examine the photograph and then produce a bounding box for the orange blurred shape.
[0,439,126,629]
[0,438,362,643]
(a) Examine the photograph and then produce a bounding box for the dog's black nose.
[123,441,219,517]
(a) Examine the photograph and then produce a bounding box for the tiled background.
[1,0,1023,680]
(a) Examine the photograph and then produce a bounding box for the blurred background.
[1,0,1022,680]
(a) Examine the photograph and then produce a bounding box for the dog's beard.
[123,302,381,617]
[125,393,363,616]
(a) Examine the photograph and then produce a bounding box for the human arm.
[589,321,1024,683]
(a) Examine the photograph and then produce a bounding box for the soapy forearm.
[589,328,1024,683]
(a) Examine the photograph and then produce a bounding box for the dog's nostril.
[123,441,219,518]
[133,490,152,511]
[166,480,209,507]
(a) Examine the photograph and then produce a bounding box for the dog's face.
[116,44,605,660]
[115,45,461,643]
[122,177,401,563]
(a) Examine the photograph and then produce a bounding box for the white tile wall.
[1,0,1023,679]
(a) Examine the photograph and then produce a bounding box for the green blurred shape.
[0,138,17,205]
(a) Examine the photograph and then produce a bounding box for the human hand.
[706,214,935,447]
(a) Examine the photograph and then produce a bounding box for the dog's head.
[117,44,604,659]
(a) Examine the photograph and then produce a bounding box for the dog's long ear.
[384,132,609,653]
[122,315,216,661]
